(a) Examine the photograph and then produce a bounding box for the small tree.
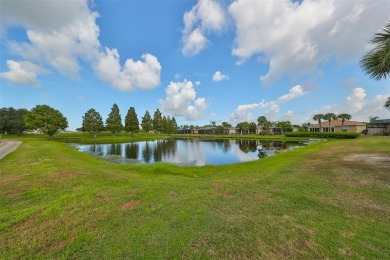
[275,121,293,133]
[337,113,352,126]
[153,109,162,134]
[105,104,123,136]
[124,107,139,135]
[141,110,152,134]
[24,105,68,137]
[369,116,379,123]
[171,117,178,134]
[237,122,250,134]
[161,116,168,134]
[82,108,103,138]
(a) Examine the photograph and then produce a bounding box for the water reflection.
[76,138,304,166]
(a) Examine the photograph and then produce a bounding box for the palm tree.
[337,113,352,126]
[323,113,337,132]
[385,96,390,110]
[313,114,323,132]
[360,20,390,80]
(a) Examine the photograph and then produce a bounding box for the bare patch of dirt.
[339,247,352,256]
[167,191,180,201]
[344,154,390,167]
[120,199,141,210]
[223,192,234,198]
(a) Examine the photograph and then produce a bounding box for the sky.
[0,0,389,131]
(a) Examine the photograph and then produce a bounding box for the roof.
[309,120,366,128]
[370,119,390,124]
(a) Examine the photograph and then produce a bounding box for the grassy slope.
[0,137,389,258]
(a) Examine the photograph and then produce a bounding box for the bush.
[284,131,360,139]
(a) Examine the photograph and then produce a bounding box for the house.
[366,119,390,135]
[255,125,298,135]
[308,120,366,133]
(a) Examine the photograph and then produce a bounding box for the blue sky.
[1,0,389,130]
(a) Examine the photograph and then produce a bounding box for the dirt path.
[0,140,22,160]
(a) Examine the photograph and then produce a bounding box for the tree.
[222,122,232,128]
[237,122,250,134]
[360,21,390,81]
[337,113,352,126]
[24,105,68,137]
[313,114,323,131]
[82,108,103,138]
[275,121,293,133]
[0,107,29,136]
[152,109,162,134]
[210,121,216,126]
[369,116,379,123]
[323,113,337,130]
[161,116,168,134]
[124,107,139,135]
[141,110,153,134]
[249,122,257,134]
[105,104,123,136]
[257,116,268,127]
[171,117,178,134]
[385,96,390,110]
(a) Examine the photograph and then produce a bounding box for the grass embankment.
[0,136,389,258]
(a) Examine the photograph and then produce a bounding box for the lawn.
[0,136,389,258]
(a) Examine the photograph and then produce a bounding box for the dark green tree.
[82,108,104,138]
[105,104,123,136]
[222,121,232,128]
[385,96,390,110]
[24,105,68,137]
[153,109,162,134]
[161,116,168,134]
[171,117,178,134]
[141,110,153,134]
[249,122,257,134]
[0,107,29,136]
[124,107,139,135]
[237,122,250,134]
[369,116,379,123]
[360,21,390,80]
[257,116,268,127]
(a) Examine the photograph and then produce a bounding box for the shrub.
[284,132,360,139]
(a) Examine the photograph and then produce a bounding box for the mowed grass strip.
[0,137,389,258]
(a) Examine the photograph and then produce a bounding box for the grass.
[0,135,389,258]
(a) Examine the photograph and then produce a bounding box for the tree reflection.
[125,143,139,159]
[237,140,257,153]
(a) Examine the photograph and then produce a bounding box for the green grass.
[0,136,389,258]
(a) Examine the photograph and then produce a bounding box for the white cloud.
[0,0,161,90]
[181,0,225,56]
[311,88,389,122]
[229,84,306,123]
[93,49,161,91]
[282,110,295,122]
[228,0,390,84]
[0,60,48,86]
[160,80,207,121]
[212,71,229,82]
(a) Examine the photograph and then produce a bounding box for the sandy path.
[0,140,22,160]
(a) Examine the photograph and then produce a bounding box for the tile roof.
[309,120,365,128]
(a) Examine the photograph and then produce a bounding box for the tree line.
[81,104,178,138]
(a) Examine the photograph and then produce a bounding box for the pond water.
[75,138,307,166]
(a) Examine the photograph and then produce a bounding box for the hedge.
[284,132,361,139]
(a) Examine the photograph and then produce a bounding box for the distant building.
[366,119,390,135]
[308,120,366,133]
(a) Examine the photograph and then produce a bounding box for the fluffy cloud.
[229,0,389,84]
[229,85,306,123]
[0,60,48,86]
[93,49,161,91]
[181,0,225,56]
[212,71,229,82]
[312,88,389,122]
[0,0,161,90]
[160,80,207,121]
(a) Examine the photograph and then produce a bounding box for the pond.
[75,138,307,166]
